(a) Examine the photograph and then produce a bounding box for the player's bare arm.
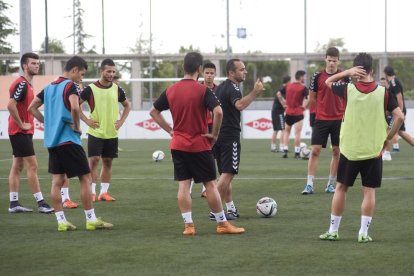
[27,97,44,124]
[115,99,131,130]
[276,91,286,108]
[325,66,366,88]
[8,98,32,130]
[149,107,173,136]
[69,94,82,134]
[79,99,100,129]
[235,79,264,111]
[308,91,316,109]
[202,105,223,146]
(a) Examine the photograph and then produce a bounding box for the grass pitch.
[0,139,413,275]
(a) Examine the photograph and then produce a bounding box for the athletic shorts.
[88,134,118,158]
[386,115,406,131]
[171,150,216,183]
[213,139,241,175]
[48,144,90,178]
[311,119,341,148]
[9,134,35,157]
[271,111,285,131]
[309,112,316,128]
[285,114,304,126]
[337,154,382,188]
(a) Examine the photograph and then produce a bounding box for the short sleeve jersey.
[310,70,350,120]
[215,79,243,140]
[8,76,35,135]
[37,77,81,108]
[272,86,286,113]
[153,79,220,152]
[388,77,406,114]
[285,82,308,116]
[331,81,398,114]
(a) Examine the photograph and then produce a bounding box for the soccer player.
[282,70,308,159]
[212,59,264,220]
[150,52,245,235]
[270,75,290,153]
[302,47,349,195]
[319,52,403,242]
[379,76,394,161]
[383,66,414,153]
[7,52,53,214]
[80,59,131,202]
[28,56,113,231]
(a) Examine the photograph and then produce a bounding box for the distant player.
[150,52,245,235]
[320,53,403,242]
[7,52,53,214]
[213,59,264,220]
[28,56,113,231]
[80,59,131,202]
[282,70,308,158]
[302,47,349,195]
[270,75,290,153]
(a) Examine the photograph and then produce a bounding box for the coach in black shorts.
[270,75,289,152]
[213,59,264,219]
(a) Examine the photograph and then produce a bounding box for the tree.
[40,38,66,53]
[0,0,17,54]
[73,0,93,54]
[314,37,348,53]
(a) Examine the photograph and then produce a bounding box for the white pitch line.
[0,158,12,162]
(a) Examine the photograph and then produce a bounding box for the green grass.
[1,139,414,275]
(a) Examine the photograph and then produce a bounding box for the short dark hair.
[226,59,241,75]
[353,52,373,73]
[100,58,116,70]
[282,75,291,84]
[20,52,39,70]
[295,70,306,80]
[384,65,395,76]
[326,47,340,58]
[183,52,203,74]
[380,77,386,81]
[64,56,88,72]
[203,62,216,71]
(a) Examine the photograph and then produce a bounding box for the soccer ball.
[256,197,278,217]
[152,150,165,162]
[300,147,311,160]
[300,142,307,149]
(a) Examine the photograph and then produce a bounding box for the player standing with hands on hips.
[319,53,403,242]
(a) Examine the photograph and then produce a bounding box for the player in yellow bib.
[319,53,404,243]
[80,59,130,202]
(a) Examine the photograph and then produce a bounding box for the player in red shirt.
[282,70,308,158]
[7,52,53,214]
[150,52,245,235]
[302,47,349,195]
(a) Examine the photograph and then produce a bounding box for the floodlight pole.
[19,0,32,74]
[102,0,105,54]
[45,0,49,53]
[226,0,230,60]
[149,0,154,105]
[304,0,307,74]
[384,0,388,62]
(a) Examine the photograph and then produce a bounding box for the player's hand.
[21,122,32,130]
[254,78,265,94]
[86,118,99,129]
[202,133,218,146]
[169,130,174,137]
[115,120,124,130]
[72,125,82,135]
[348,66,366,79]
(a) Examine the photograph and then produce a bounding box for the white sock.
[84,208,97,222]
[225,201,236,212]
[100,182,110,195]
[181,212,193,224]
[201,185,206,193]
[10,192,18,202]
[271,143,276,150]
[359,216,372,236]
[61,187,69,202]
[213,211,227,223]
[294,146,300,153]
[55,211,67,223]
[328,214,342,233]
[328,175,336,186]
[91,182,96,194]
[383,150,390,155]
[33,192,44,202]
[279,144,284,151]
[307,175,314,186]
[283,145,288,151]
[393,143,399,149]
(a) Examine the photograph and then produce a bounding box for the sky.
[4,0,414,55]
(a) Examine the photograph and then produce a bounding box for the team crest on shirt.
[232,83,240,91]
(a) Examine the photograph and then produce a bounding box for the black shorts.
[88,134,118,158]
[48,144,90,178]
[9,134,35,157]
[285,114,304,126]
[337,154,382,188]
[213,139,241,175]
[309,112,316,128]
[311,119,341,148]
[271,111,285,131]
[386,115,406,131]
[171,150,216,183]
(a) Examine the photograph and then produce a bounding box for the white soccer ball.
[256,197,278,217]
[152,150,165,162]
[300,142,307,149]
[300,147,311,160]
